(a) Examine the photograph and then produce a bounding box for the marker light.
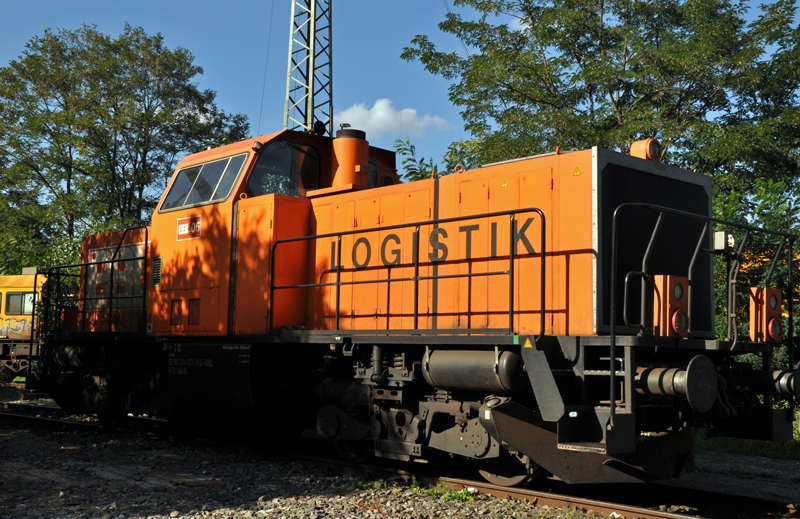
[630,139,662,162]
[768,317,783,341]
[672,309,689,336]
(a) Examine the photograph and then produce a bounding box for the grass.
[409,478,475,501]
[442,488,477,502]
[350,479,391,490]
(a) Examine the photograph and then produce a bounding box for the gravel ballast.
[0,420,596,519]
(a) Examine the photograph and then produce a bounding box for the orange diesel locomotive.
[37,128,798,485]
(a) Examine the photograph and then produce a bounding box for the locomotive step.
[556,441,606,453]
[583,370,626,376]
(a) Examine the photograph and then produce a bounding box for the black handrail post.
[687,222,710,334]
[56,269,63,333]
[727,230,750,346]
[43,268,53,339]
[789,239,795,414]
[639,212,664,333]
[536,209,546,343]
[142,227,149,331]
[413,225,421,330]
[335,235,342,331]
[81,261,88,332]
[610,208,620,427]
[508,214,515,335]
[269,242,276,332]
[26,270,39,388]
[109,255,114,332]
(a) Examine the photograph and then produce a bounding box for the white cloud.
[507,15,528,31]
[334,98,448,138]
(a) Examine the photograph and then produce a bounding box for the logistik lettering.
[330,217,537,270]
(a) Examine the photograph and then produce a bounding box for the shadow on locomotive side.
[35,128,799,485]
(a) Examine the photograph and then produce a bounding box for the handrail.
[609,202,798,427]
[41,226,149,336]
[269,207,547,341]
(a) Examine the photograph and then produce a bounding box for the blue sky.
[0,0,776,175]
[0,0,472,171]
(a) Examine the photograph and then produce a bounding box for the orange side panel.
[301,149,600,336]
[458,179,490,329]
[149,203,233,335]
[379,193,407,330]
[487,172,520,331]
[517,167,552,336]
[233,197,273,334]
[554,151,595,336]
[351,196,381,330]
[402,188,433,329]
[271,197,311,330]
[332,201,355,329]
[309,204,334,330]
[433,174,457,330]
[233,195,311,334]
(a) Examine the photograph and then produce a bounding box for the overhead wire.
[443,0,470,57]
[257,0,277,136]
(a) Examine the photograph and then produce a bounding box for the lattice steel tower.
[284,0,333,135]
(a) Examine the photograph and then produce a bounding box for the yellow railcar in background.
[0,268,44,375]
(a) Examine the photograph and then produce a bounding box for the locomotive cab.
[143,129,399,337]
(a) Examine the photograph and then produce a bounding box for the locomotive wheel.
[473,450,541,487]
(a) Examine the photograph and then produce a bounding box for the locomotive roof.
[0,274,44,289]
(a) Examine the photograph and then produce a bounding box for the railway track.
[1,405,795,519]
[295,453,798,519]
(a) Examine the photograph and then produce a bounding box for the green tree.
[393,137,438,182]
[0,24,248,274]
[401,0,798,174]
[394,137,483,181]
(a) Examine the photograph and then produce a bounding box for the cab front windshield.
[248,139,319,197]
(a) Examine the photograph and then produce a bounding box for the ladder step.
[584,370,625,376]
[557,442,606,454]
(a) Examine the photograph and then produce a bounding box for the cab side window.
[6,292,36,315]
[248,140,320,197]
[161,154,247,212]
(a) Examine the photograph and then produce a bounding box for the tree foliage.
[401,0,799,181]
[0,24,248,273]
[393,137,438,182]
[394,137,483,182]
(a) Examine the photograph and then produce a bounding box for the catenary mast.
[284,0,333,135]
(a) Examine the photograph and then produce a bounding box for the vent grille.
[152,256,163,287]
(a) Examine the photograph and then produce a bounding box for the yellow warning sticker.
[523,337,533,348]
[573,167,581,176]
[501,180,508,188]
